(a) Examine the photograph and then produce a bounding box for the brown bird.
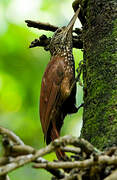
[40,7,80,160]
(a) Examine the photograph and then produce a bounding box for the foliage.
[0,0,83,179]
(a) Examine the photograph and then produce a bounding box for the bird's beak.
[66,7,80,31]
[62,7,80,41]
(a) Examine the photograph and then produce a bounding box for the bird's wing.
[39,56,65,138]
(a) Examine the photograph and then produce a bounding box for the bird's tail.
[56,148,66,161]
[51,125,66,161]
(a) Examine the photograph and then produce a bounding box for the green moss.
[81,0,117,149]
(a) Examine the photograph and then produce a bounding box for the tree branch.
[29,35,83,50]
[104,170,117,180]
[25,20,82,35]
[0,127,117,179]
[25,20,58,32]
[33,155,117,169]
[60,147,81,154]
[25,20,83,50]
[1,175,10,180]
[0,127,24,145]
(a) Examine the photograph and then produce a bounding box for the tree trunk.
[81,0,117,150]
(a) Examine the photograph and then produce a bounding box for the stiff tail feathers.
[51,125,66,161]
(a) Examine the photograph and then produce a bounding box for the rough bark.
[81,0,117,150]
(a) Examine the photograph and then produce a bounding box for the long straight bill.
[66,7,80,31]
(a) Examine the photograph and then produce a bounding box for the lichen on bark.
[81,0,117,150]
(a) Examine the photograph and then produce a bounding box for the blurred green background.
[0,0,83,179]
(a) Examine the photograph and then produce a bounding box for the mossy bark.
[81,0,117,150]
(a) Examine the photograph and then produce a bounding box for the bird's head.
[49,7,80,55]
